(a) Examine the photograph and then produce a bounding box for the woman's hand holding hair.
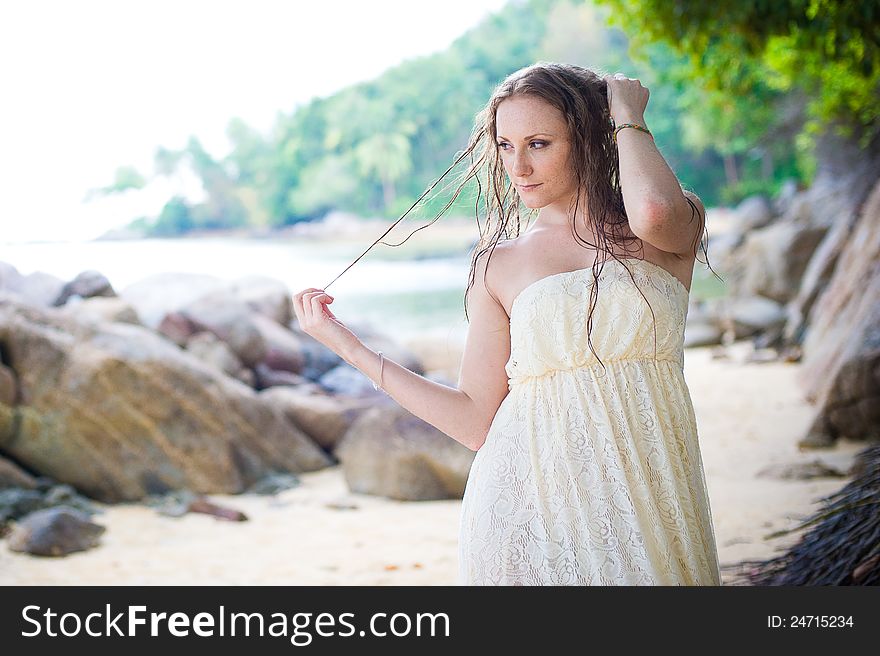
[603,72,649,124]
[292,288,362,362]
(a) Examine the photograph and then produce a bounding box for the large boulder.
[724,222,829,303]
[0,297,332,503]
[335,404,475,501]
[797,177,880,446]
[260,386,375,451]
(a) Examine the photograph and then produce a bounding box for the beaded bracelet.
[613,123,653,143]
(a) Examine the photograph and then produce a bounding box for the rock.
[7,506,105,556]
[14,272,66,308]
[228,276,293,326]
[355,334,425,376]
[157,311,200,346]
[53,270,116,306]
[0,456,38,489]
[688,297,738,341]
[734,195,775,231]
[246,472,301,496]
[59,296,142,326]
[120,273,229,329]
[684,321,723,348]
[705,232,743,272]
[144,489,199,517]
[319,363,389,398]
[0,482,100,525]
[777,191,816,227]
[336,405,475,501]
[728,295,787,337]
[725,222,829,303]
[253,364,309,390]
[755,460,847,480]
[287,326,344,380]
[772,178,801,216]
[0,488,45,524]
[783,214,857,346]
[185,331,254,386]
[0,261,24,292]
[0,362,16,406]
[121,273,294,331]
[743,348,783,364]
[798,421,837,449]
[260,386,374,450]
[796,177,880,444]
[181,292,267,367]
[251,314,305,373]
[0,297,333,503]
[752,321,786,350]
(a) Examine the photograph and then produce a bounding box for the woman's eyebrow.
[496,132,555,141]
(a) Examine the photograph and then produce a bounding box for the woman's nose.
[512,151,532,176]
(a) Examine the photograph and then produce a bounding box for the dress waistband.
[507,356,683,387]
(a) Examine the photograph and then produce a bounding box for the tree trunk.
[723,153,739,187]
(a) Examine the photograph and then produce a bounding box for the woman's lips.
[518,184,542,191]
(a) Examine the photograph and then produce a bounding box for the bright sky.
[0,0,509,244]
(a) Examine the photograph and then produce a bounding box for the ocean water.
[0,237,474,345]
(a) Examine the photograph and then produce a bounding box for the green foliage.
[125,0,877,235]
[596,0,880,150]
[153,196,195,236]
[84,165,146,200]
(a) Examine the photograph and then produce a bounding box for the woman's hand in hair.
[604,73,649,123]
[293,288,361,361]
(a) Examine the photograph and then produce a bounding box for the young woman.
[293,62,722,585]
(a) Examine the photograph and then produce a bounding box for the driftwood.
[186,497,248,522]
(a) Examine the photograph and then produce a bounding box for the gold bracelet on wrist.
[613,123,653,143]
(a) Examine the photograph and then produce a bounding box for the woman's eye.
[496,141,546,150]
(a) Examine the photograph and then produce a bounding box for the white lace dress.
[458,258,722,585]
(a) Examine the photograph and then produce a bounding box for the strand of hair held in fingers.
[321,150,472,292]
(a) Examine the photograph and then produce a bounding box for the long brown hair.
[325,61,714,369]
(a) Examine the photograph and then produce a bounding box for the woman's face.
[495,95,579,213]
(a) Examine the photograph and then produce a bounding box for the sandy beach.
[0,341,865,586]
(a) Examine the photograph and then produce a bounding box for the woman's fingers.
[300,289,336,327]
[308,292,333,319]
[294,288,329,327]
